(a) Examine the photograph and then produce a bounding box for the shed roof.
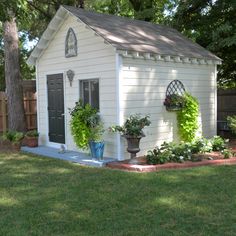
[28,5,221,65]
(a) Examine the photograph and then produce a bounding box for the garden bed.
[0,140,21,152]
[107,140,236,172]
[107,155,236,172]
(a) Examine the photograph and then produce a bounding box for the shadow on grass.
[0,152,236,235]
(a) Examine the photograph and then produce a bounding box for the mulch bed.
[107,140,236,172]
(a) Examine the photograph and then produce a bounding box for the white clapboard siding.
[36,15,118,157]
[120,57,217,159]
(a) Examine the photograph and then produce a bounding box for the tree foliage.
[86,0,170,22]
[171,0,236,88]
[0,0,84,91]
[1,0,235,91]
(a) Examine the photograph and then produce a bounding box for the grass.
[0,152,236,236]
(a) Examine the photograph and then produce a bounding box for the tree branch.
[26,1,52,20]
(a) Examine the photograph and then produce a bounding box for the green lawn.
[0,153,236,236]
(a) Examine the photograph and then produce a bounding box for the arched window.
[65,28,77,58]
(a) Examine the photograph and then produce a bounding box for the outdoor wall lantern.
[67,69,75,87]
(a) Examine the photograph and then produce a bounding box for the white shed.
[28,5,221,160]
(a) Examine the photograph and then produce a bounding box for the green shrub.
[227,115,236,135]
[69,101,104,150]
[146,136,229,165]
[25,130,39,138]
[192,138,213,153]
[221,149,233,159]
[211,136,227,151]
[2,131,24,144]
[177,93,199,142]
[147,141,192,165]
[146,147,172,164]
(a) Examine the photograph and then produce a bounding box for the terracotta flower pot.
[11,142,21,152]
[25,137,38,147]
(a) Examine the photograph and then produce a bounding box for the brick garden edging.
[106,157,236,173]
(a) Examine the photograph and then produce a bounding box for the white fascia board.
[117,49,222,65]
[76,17,115,50]
[27,6,68,66]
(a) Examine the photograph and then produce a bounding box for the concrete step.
[21,146,116,167]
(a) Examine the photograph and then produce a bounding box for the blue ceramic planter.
[89,141,105,160]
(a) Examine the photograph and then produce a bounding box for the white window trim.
[79,78,100,110]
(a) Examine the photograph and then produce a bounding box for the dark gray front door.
[47,74,65,144]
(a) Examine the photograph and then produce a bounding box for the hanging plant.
[177,93,199,142]
[163,94,186,111]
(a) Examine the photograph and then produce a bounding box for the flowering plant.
[163,94,185,109]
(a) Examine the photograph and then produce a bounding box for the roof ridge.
[28,5,221,65]
[62,5,175,31]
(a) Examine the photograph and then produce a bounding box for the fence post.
[0,93,7,132]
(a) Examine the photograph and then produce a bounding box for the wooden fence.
[217,89,236,121]
[0,91,37,132]
[217,89,236,136]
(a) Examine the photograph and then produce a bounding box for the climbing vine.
[177,93,199,142]
[69,100,103,150]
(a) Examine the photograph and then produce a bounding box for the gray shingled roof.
[64,5,220,61]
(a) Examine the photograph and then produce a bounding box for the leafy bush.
[69,100,104,149]
[1,131,24,144]
[146,136,229,165]
[227,115,236,135]
[221,149,233,159]
[25,130,39,138]
[146,147,172,164]
[147,141,192,164]
[177,93,199,142]
[211,136,227,151]
[110,114,151,137]
[191,138,213,153]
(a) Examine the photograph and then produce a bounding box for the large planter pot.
[25,137,38,147]
[123,135,144,162]
[11,142,21,152]
[1,140,11,148]
[89,141,105,160]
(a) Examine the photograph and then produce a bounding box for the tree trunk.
[3,17,26,132]
[78,0,85,8]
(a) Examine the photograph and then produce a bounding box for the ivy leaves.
[70,101,104,149]
[177,93,199,142]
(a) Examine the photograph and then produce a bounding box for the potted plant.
[25,130,39,147]
[87,113,105,160]
[1,131,24,151]
[110,114,151,163]
[70,100,105,160]
[163,94,185,111]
